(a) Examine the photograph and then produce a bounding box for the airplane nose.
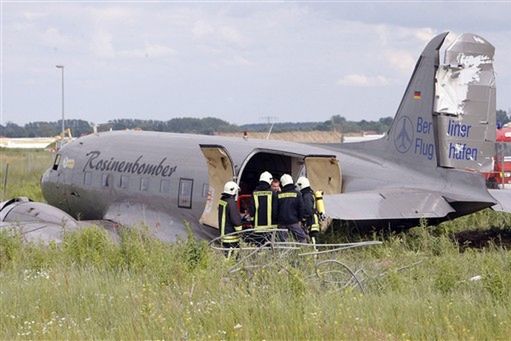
[40,168,54,202]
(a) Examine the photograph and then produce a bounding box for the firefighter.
[296,176,320,245]
[277,174,307,243]
[218,181,243,258]
[248,171,279,245]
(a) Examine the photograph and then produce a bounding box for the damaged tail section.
[364,32,496,173]
[435,34,496,171]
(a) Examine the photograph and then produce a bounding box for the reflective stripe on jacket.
[218,195,242,243]
[249,182,278,230]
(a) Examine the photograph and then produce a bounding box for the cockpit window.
[52,154,61,171]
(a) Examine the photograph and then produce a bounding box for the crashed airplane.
[1,32,509,242]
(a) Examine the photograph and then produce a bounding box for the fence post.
[2,163,8,199]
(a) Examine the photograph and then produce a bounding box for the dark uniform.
[301,187,320,244]
[218,193,243,257]
[277,184,307,242]
[248,181,279,245]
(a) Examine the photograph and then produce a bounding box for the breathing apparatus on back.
[314,190,326,221]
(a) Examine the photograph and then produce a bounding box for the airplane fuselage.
[41,129,496,240]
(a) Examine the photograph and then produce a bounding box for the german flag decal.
[413,91,421,99]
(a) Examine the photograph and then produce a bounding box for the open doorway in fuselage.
[236,151,305,223]
[237,150,305,195]
[199,145,235,229]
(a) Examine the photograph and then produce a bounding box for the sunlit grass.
[0,148,53,202]
[1,226,511,339]
[1,149,511,339]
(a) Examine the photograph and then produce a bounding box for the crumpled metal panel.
[323,189,455,220]
[435,33,496,171]
[488,189,511,213]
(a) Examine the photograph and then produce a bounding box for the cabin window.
[52,154,61,171]
[102,173,112,187]
[202,183,209,198]
[120,175,129,189]
[140,178,150,191]
[178,178,193,209]
[160,179,171,193]
[84,171,92,185]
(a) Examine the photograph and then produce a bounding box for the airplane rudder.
[434,33,496,172]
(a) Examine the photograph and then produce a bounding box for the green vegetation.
[1,149,511,339]
[1,109,509,137]
[0,148,53,202]
[1,219,511,339]
[2,116,393,137]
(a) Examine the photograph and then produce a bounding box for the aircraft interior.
[199,145,341,229]
[238,151,305,195]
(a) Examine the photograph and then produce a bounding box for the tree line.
[1,110,508,138]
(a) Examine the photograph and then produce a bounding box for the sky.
[1,1,511,126]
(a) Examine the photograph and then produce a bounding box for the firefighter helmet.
[223,181,239,195]
[280,174,294,187]
[296,176,310,191]
[259,171,273,185]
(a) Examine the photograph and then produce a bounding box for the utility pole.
[261,115,278,140]
[56,65,65,139]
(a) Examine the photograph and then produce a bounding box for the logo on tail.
[393,116,414,153]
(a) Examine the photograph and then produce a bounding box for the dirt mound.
[454,228,511,250]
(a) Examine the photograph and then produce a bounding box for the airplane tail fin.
[348,32,496,173]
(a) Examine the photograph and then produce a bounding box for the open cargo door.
[199,145,235,228]
[304,155,342,194]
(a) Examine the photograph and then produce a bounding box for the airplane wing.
[0,197,217,244]
[104,202,218,242]
[0,221,81,244]
[323,189,455,220]
[0,198,82,243]
[488,189,511,213]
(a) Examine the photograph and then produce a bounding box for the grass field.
[1,149,511,339]
[0,148,53,202]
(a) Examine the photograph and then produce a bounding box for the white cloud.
[384,50,416,74]
[192,20,214,38]
[219,26,246,46]
[23,79,37,86]
[225,55,252,66]
[414,27,436,43]
[119,44,176,59]
[337,74,390,87]
[374,24,391,46]
[90,30,115,58]
[23,11,48,21]
[90,7,135,23]
[39,27,72,47]
[2,3,510,124]
[190,19,246,46]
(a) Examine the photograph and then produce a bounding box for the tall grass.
[0,148,53,201]
[1,225,511,339]
[1,149,511,339]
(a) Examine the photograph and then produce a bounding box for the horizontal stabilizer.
[323,189,455,220]
[488,189,511,213]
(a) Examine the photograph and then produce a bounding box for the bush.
[63,226,115,267]
[0,229,23,269]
